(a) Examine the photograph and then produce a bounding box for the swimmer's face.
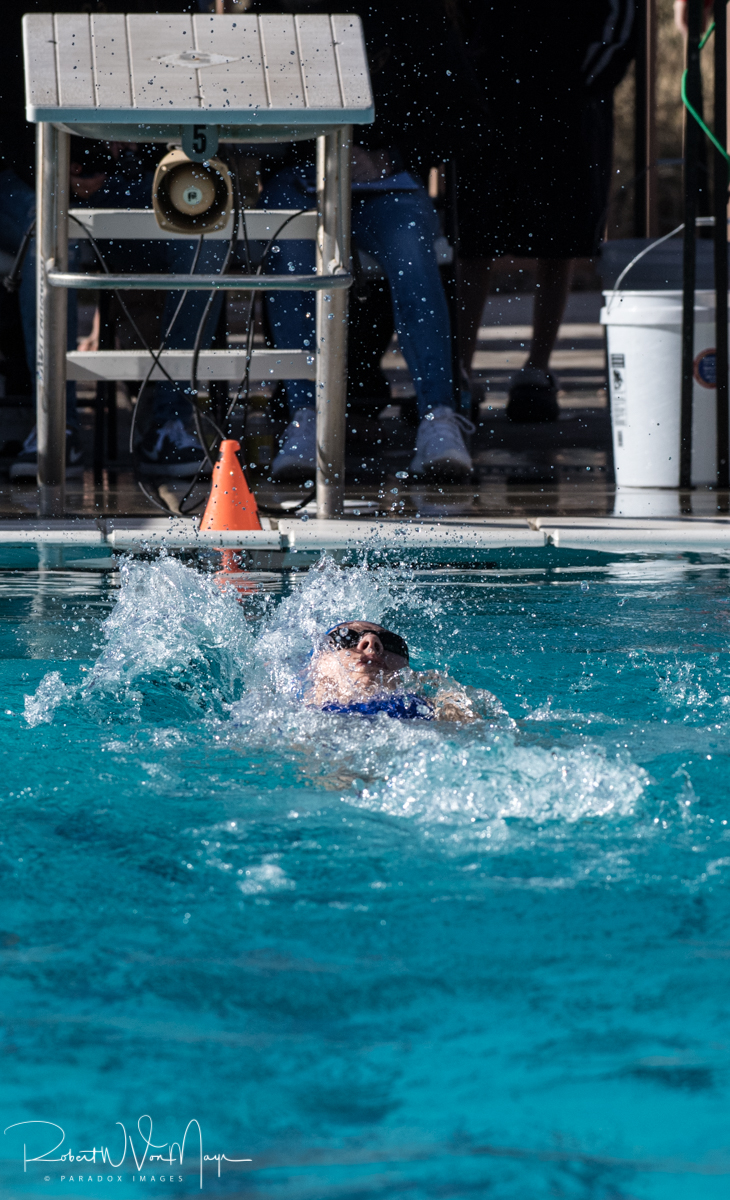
[312,622,408,696]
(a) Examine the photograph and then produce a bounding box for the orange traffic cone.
[214,548,259,598]
[201,441,261,601]
[200,439,261,532]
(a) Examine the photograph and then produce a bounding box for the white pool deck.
[3,515,730,557]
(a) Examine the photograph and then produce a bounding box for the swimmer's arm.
[406,671,475,722]
[431,689,477,723]
[408,670,505,723]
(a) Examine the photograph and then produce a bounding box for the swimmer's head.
[326,622,409,663]
[310,621,409,702]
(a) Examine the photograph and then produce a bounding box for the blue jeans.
[0,169,80,427]
[260,168,454,418]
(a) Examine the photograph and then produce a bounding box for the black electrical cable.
[178,205,318,519]
[174,171,244,516]
[3,217,36,294]
[174,197,259,515]
[72,201,322,520]
[225,207,318,516]
[68,213,184,392]
[72,206,237,515]
[127,236,205,513]
[127,236,204,455]
[68,213,205,513]
[187,174,241,472]
[73,206,242,517]
[228,206,311,424]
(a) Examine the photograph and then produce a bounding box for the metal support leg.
[634,0,658,238]
[714,0,729,489]
[315,126,351,519]
[36,123,70,514]
[680,1,703,489]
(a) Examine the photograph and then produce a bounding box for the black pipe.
[633,0,648,236]
[681,0,704,488]
[714,0,729,489]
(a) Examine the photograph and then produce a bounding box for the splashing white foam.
[659,659,711,711]
[85,554,252,696]
[352,731,647,826]
[21,555,648,831]
[24,671,74,727]
[238,859,296,895]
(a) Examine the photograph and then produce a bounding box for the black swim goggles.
[326,624,409,662]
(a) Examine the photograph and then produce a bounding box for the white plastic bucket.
[600,289,723,487]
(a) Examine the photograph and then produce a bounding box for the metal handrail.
[47,270,352,291]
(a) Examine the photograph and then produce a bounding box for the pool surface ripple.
[1,553,729,1200]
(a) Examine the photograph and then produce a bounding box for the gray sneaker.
[409,406,474,482]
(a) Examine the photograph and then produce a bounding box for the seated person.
[262,155,473,484]
[255,0,483,483]
[308,620,500,722]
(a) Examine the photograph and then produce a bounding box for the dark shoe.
[9,426,84,480]
[137,419,207,478]
[271,408,316,483]
[506,368,559,423]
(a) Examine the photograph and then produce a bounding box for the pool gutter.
[0,516,729,557]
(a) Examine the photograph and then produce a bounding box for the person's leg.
[0,170,35,257]
[259,168,317,417]
[526,257,572,371]
[354,188,452,418]
[459,256,493,376]
[354,187,472,481]
[505,256,573,423]
[257,168,318,482]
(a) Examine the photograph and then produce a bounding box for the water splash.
[352,731,647,826]
[238,859,296,895]
[86,554,252,698]
[658,658,712,712]
[22,554,648,832]
[24,670,74,727]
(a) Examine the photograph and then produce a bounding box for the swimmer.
[308,621,492,722]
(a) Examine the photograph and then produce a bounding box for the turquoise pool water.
[1,550,730,1200]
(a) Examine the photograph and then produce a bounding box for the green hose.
[699,19,716,49]
[681,68,729,162]
[681,17,730,164]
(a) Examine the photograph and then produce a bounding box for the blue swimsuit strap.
[321,693,433,721]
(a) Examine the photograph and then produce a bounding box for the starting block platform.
[24,11,373,521]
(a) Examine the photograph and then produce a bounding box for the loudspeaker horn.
[152,148,233,235]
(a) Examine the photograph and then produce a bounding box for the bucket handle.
[604,223,685,314]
